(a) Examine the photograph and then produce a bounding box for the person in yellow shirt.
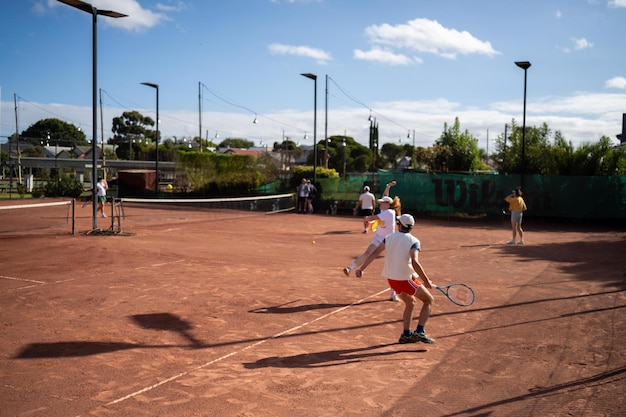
[504,187,527,244]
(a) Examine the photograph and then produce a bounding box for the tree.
[430,118,481,172]
[19,118,86,147]
[314,135,372,173]
[219,138,254,149]
[378,142,414,169]
[413,146,430,170]
[111,111,155,160]
[492,121,626,176]
[570,136,625,176]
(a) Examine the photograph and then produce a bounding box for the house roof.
[221,148,264,157]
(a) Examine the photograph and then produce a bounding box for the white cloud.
[50,0,169,32]
[605,76,626,89]
[573,37,594,50]
[562,37,594,54]
[156,2,189,13]
[492,92,625,117]
[268,43,332,64]
[555,9,562,18]
[7,92,624,149]
[608,0,626,7]
[353,47,422,66]
[361,18,500,62]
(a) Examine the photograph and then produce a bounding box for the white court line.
[106,288,389,406]
[0,275,46,284]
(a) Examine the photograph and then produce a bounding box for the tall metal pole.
[57,0,126,230]
[324,74,328,169]
[515,61,531,190]
[411,129,415,169]
[301,73,317,183]
[503,123,509,167]
[13,93,22,184]
[99,88,105,164]
[198,81,201,147]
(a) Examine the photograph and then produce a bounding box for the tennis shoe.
[518,240,524,245]
[355,269,363,278]
[362,229,368,234]
[389,294,399,302]
[398,333,419,344]
[506,240,515,244]
[343,267,351,277]
[412,331,435,344]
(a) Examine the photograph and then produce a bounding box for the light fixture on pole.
[57,0,127,230]
[141,82,159,196]
[514,61,531,190]
[301,73,317,183]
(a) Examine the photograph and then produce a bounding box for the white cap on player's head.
[363,186,370,191]
[397,214,415,228]
[378,196,393,204]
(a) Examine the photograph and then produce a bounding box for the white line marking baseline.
[0,275,46,284]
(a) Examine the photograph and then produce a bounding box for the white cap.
[378,196,393,204]
[363,186,370,191]
[397,214,415,227]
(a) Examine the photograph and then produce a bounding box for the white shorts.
[370,234,385,246]
[511,211,523,222]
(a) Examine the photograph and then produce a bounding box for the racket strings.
[446,285,475,306]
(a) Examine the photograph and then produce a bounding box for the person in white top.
[353,186,376,234]
[344,181,401,301]
[354,213,436,344]
[96,177,108,218]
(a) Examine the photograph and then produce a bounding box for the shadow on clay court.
[15,291,623,360]
[248,298,386,314]
[493,239,626,288]
[436,304,626,341]
[439,365,626,417]
[432,288,626,319]
[243,342,427,369]
[130,313,203,348]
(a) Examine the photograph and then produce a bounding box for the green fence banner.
[316,171,626,220]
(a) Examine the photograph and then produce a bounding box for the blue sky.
[1,0,625,151]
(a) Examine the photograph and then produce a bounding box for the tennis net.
[0,200,75,234]
[112,193,295,230]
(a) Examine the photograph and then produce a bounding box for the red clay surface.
[1,201,625,417]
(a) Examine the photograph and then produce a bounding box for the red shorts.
[387,276,421,296]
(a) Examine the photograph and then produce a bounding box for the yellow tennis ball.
[167,184,173,190]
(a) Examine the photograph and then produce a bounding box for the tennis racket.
[434,283,475,306]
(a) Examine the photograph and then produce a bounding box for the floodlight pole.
[515,61,531,190]
[57,0,126,230]
[141,82,159,196]
[301,73,317,183]
[324,74,329,169]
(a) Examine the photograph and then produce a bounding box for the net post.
[107,196,114,231]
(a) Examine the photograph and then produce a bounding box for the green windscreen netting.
[316,171,626,220]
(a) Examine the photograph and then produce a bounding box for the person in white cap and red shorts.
[354,213,436,344]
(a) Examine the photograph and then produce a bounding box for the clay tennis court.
[1,201,625,417]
